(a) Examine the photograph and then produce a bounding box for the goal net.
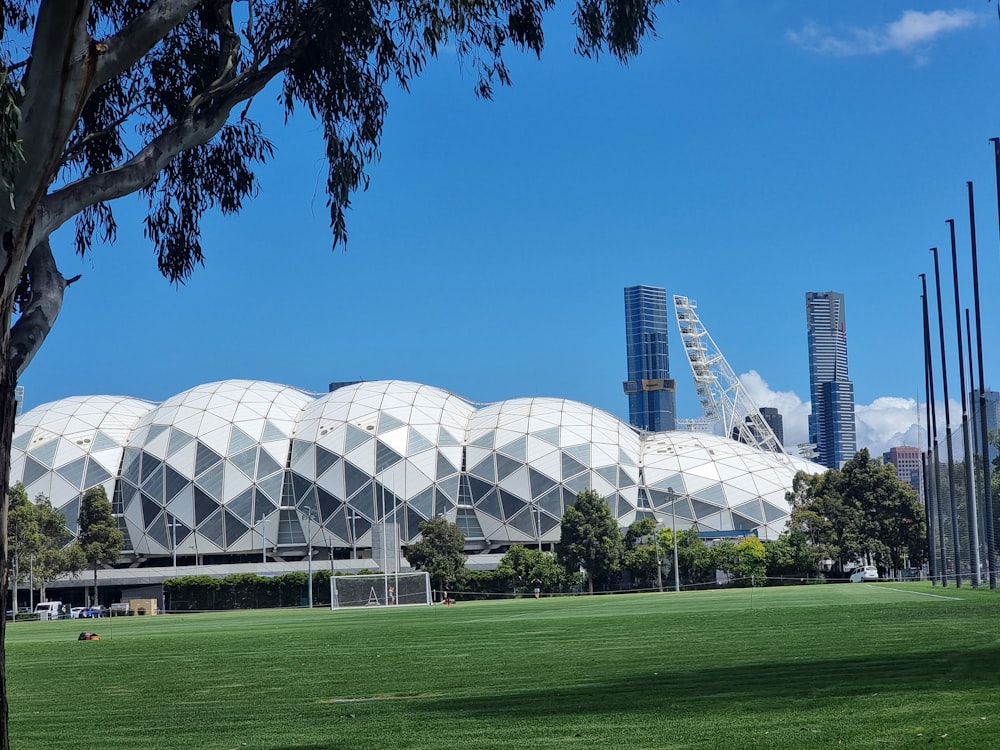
[329,571,432,609]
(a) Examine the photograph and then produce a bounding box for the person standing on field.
[532,577,542,599]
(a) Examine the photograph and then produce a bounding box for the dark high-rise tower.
[806,291,857,468]
[623,285,676,432]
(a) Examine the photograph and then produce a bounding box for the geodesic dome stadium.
[10,379,823,562]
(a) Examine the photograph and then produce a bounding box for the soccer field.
[6,583,1000,749]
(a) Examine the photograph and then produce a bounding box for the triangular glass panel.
[83,460,112,490]
[528,468,556,498]
[92,431,119,452]
[409,486,434,519]
[194,486,219,525]
[199,509,225,546]
[228,426,256,456]
[691,498,723,519]
[291,472,314,505]
[230,446,258,479]
[195,442,223,476]
[12,431,32,451]
[438,427,461,447]
[166,428,194,457]
[262,420,287,443]
[563,443,590,465]
[499,488,526,520]
[27,439,58,467]
[56,457,87,489]
[470,456,496,483]
[146,424,168,443]
[471,430,496,449]
[62,496,81,536]
[140,451,162,484]
[343,461,370,499]
[436,453,458,480]
[407,428,435,455]
[762,501,787,523]
[228,488,254,523]
[257,473,283,504]
[497,436,527,461]
[141,463,164,503]
[375,441,403,474]
[256,449,282,479]
[496,454,522,482]
[477,489,502,521]
[467,476,494,503]
[437,475,459,502]
[618,467,636,488]
[618,446,637,467]
[535,427,560,446]
[120,448,141,486]
[224,511,250,546]
[317,487,342,522]
[536,488,563,517]
[731,512,757,531]
[564,473,591,493]
[595,465,618,487]
[377,412,406,435]
[290,439,312,466]
[253,491,276,523]
[196,462,224,502]
[694,483,728,506]
[21,456,48,488]
[733,499,764,523]
[315,446,339,478]
[561,452,588,479]
[140,493,161,530]
[507,508,535,535]
[405,508,425,543]
[345,424,372,453]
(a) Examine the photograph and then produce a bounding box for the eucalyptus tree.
[0,2,664,744]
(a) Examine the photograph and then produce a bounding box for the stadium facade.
[11,379,823,567]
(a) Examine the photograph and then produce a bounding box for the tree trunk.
[0,292,19,750]
[92,563,98,607]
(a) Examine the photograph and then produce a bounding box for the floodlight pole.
[537,504,543,551]
[304,506,314,608]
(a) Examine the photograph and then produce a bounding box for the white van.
[34,601,63,620]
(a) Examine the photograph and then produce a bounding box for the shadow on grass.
[414,646,1000,719]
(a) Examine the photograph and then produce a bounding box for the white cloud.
[738,370,963,460]
[787,9,979,58]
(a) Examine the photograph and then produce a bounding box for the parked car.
[86,605,106,618]
[70,607,87,619]
[33,601,63,619]
[850,565,879,583]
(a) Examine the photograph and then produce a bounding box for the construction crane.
[672,295,787,454]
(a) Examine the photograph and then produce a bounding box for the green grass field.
[5,583,1000,749]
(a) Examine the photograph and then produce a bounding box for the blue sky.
[23,3,1000,457]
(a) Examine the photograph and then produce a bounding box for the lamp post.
[349,510,357,561]
[304,506,314,608]
[170,514,178,568]
[536,504,543,551]
[654,527,663,592]
[258,513,266,564]
[668,487,680,594]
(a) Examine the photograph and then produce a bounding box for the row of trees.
[7,483,123,607]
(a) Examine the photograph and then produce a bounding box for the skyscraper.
[806,291,857,468]
[623,285,676,432]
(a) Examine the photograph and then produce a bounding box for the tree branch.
[39,43,303,238]
[94,0,204,89]
[9,238,74,378]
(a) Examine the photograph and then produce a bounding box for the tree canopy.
[556,489,623,593]
[76,486,124,607]
[786,449,926,576]
[405,516,466,590]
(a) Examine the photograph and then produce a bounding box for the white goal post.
[329,571,432,609]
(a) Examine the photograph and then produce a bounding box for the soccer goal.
[329,571,432,609]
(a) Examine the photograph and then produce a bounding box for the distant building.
[883,445,922,495]
[623,285,676,432]
[759,407,784,448]
[970,388,1000,465]
[805,291,857,469]
[732,408,784,451]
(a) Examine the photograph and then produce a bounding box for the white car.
[850,565,879,583]
[70,607,88,619]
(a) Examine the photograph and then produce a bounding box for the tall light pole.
[304,506,314,608]
[668,487,680,594]
[349,511,357,561]
[536,504,543,551]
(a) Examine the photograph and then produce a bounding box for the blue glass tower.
[623,285,676,432]
[806,291,857,468]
